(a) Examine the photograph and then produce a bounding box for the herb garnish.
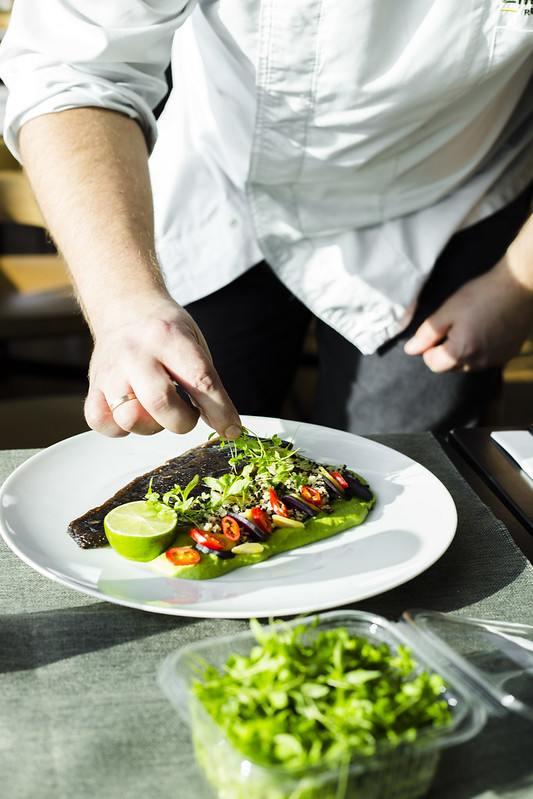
[218,427,314,490]
[146,428,315,524]
[192,617,451,770]
[145,475,208,526]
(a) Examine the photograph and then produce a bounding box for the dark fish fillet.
[68,438,233,549]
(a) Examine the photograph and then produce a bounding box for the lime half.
[104,500,178,562]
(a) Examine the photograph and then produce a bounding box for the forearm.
[18,106,241,439]
[18,107,170,337]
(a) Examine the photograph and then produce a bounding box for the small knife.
[172,378,195,409]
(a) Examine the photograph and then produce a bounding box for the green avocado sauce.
[151,494,374,580]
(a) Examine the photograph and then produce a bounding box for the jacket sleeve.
[0,0,197,160]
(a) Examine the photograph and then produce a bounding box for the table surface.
[2,432,533,799]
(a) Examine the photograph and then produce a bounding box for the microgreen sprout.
[145,475,208,525]
[202,464,254,509]
[219,427,309,488]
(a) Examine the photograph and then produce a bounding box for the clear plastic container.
[158,610,533,799]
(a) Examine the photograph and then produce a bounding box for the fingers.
[85,386,167,437]
[404,316,449,357]
[85,389,130,438]
[161,335,242,439]
[405,314,481,373]
[420,341,466,373]
[85,365,202,437]
[84,312,242,440]
[404,315,462,373]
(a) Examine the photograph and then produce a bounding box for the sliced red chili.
[329,471,348,490]
[189,528,227,551]
[221,515,241,542]
[165,546,201,566]
[250,506,272,534]
[269,488,288,518]
[301,485,323,507]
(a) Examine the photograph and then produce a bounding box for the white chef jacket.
[0,1,532,353]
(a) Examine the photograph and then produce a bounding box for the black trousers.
[186,185,532,435]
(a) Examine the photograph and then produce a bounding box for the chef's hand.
[403,256,533,373]
[84,297,242,439]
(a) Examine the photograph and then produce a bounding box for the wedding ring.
[109,393,137,413]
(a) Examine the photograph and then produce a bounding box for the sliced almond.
[231,542,264,555]
[272,514,305,529]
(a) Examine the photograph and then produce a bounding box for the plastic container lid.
[398,609,533,721]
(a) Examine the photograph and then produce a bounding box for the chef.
[0,1,532,438]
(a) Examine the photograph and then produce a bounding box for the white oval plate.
[0,417,457,618]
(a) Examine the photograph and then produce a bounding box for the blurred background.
[0,9,92,448]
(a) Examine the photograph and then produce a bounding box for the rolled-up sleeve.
[0,0,196,160]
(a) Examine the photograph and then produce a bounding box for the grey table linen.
[1,433,532,799]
